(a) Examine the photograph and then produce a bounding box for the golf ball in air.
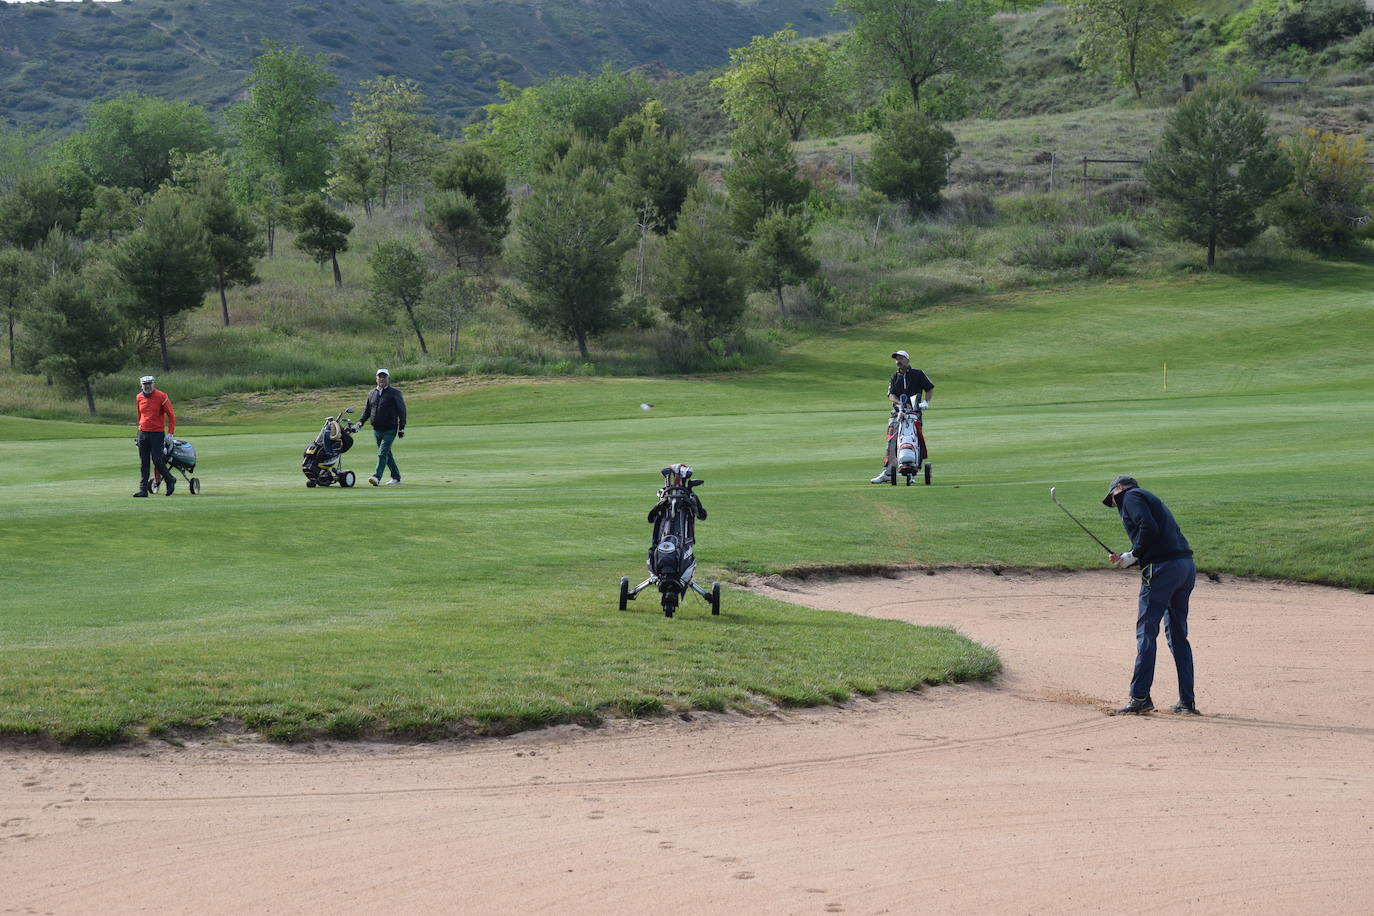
[640,403,652,411]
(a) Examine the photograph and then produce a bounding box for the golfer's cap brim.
[375,369,390,377]
[1102,475,1138,505]
[891,350,910,360]
[139,376,155,384]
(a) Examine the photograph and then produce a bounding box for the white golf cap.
[375,368,390,376]
[890,350,910,360]
[139,375,155,384]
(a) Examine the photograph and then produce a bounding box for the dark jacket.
[360,385,406,431]
[889,368,934,403]
[1115,486,1192,564]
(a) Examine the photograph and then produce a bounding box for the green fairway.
[2,263,1371,744]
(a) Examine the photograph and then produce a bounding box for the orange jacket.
[137,388,175,434]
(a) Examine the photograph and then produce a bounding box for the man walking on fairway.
[871,349,934,483]
[360,369,406,486]
[133,375,175,497]
[1103,475,1198,716]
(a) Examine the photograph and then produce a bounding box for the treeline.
[7,0,1374,415]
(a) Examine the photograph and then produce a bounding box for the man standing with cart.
[360,369,407,486]
[133,375,175,497]
[871,349,934,483]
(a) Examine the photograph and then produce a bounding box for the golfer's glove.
[1112,550,1138,568]
[918,400,929,410]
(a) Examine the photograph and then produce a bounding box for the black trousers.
[137,430,169,489]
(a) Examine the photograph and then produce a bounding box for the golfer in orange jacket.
[134,375,176,497]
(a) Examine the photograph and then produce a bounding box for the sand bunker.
[3,569,1371,913]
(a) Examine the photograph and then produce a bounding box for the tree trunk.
[266,220,275,258]
[1207,234,1216,268]
[158,313,171,371]
[403,303,428,354]
[331,251,342,288]
[218,271,231,326]
[908,75,922,110]
[575,328,589,360]
[84,378,97,415]
[449,318,459,360]
[775,283,789,318]
[7,313,13,368]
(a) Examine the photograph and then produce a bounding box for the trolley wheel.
[904,473,913,486]
[619,576,630,611]
[341,470,356,488]
[662,595,676,618]
[189,477,201,495]
[924,462,932,485]
[889,467,897,486]
[710,582,721,615]
[305,479,317,488]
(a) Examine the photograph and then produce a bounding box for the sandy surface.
[3,569,1372,914]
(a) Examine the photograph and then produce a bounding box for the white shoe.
[368,476,380,486]
[870,472,892,484]
[384,478,401,486]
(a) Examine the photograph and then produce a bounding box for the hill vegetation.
[0,0,834,132]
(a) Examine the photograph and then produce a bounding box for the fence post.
[1049,151,1056,192]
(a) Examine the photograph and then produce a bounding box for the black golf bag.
[154,436,201,494]
[619,464,721,618]
[302,408,360,488]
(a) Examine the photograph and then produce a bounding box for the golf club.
[1049,486,1112,554]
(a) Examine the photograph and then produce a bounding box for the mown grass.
[2,262,1371,745]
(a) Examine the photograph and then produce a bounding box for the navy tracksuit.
[1114,486,1196,705]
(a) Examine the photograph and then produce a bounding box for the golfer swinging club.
[1103,475,1199,715]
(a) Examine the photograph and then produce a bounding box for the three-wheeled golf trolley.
[619,464,721,618]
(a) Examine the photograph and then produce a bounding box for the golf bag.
[619,464,721,618]
[153,436,201,494]
[884,397,931,486]
[302,408,360,488]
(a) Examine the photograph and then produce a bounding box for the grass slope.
[1,263,1371,744]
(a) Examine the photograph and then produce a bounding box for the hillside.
[0,0,834,132]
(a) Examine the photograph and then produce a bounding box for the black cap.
[1102,475,1138,506]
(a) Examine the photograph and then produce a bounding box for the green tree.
[1063,0,1189,99]
[20,274,128,415]
[712,29,839,141]
[368,241,432,355]
[616,131,695,235]
[1145,83,1291,267]
[836,0,1002,109]
[1266,128,1372,254]
[508,163,633,359]
[467,66,651,178]
[64,92,221,196]
[77,186,138,244]
[328,138,380,217]
[290,195,354,288]
[0,165,96,250]
[863,109,959,216]
[0,247,40,368]
[655,185,751,350]
[750,208,820,319]
[722,118,811,238]
[425,144,511,270]
[174,152,265,325]
[421,269,482,360]
[226,41,337,251]
[111,188,213,371]
[340,76,439,209]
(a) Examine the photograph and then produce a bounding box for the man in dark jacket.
[870,349,934,483]
[1103,475,1198,716]
[359,369,407,486]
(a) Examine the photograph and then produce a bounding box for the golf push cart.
[619,463,721,618]
[886,396,931,486]
[302,408,361,488]
[152,436,201,494]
